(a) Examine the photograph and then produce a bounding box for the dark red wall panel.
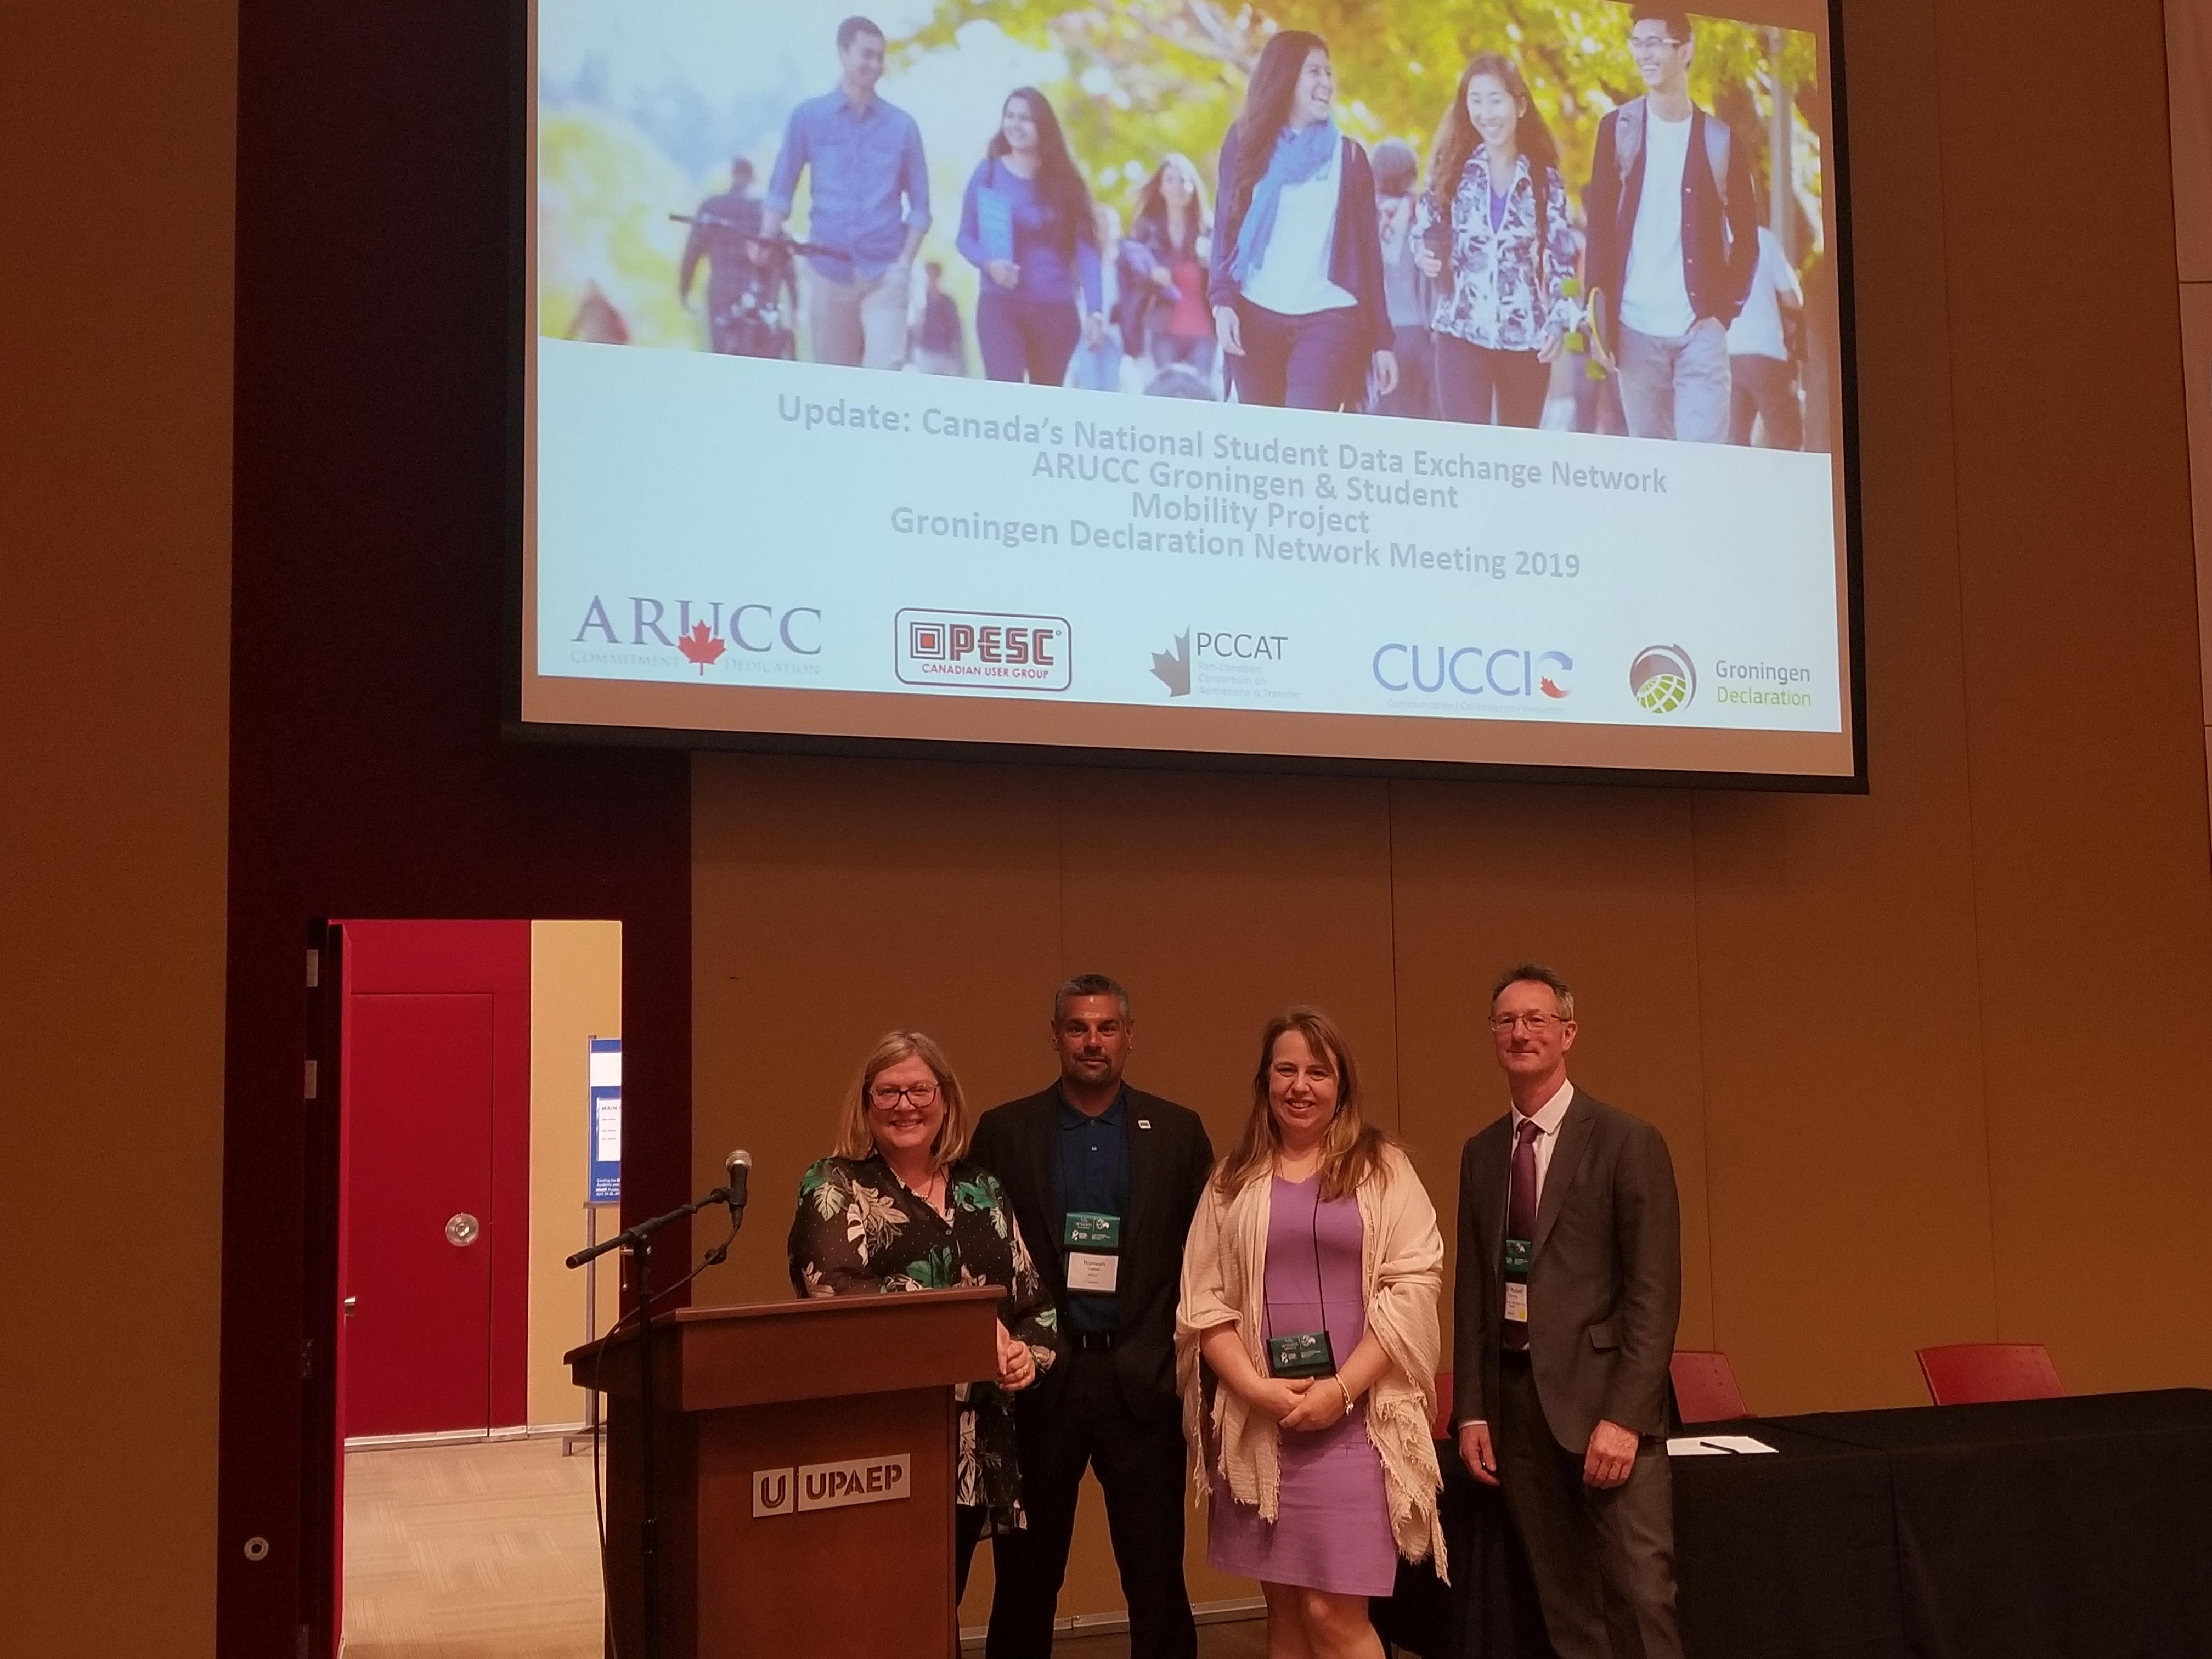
[219,5,690,1653]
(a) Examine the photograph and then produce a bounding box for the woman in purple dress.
[1178,1007,1446,1658]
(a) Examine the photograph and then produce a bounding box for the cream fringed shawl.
[1175,1143,1448,1575]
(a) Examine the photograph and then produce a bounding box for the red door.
[343,991,498,1435]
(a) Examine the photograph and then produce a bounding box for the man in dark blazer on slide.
[970,974,1213,1659]
[1453,964,1684,1659]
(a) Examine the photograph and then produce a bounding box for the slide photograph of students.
[537,0,1836,447]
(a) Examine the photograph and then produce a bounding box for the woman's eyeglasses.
[870,1082,940,1109]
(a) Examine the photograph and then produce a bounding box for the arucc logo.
[1372,646,1573,698]
[571,596,822,674]
[1629,645,1696,714]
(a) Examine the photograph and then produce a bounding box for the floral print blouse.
[787,1153,1060,1534]
[1414,144,1579,352]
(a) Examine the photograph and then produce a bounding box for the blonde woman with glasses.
[1177,1007,1446,1659]
[788,1030,1062,1601]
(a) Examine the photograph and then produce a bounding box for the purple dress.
[1209,1174,1398,1595]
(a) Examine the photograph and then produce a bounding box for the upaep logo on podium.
[752,1453,912,1517]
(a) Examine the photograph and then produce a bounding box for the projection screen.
[517,0,1862,785]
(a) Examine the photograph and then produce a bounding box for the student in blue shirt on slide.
[957,87,1107,386]
[760,15,932,371]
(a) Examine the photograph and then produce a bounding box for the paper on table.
[1666,1435,1779,1457]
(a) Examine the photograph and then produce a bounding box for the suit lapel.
[1121,1088,1159,1284]
[1532,1090,1595,1261]
[1027,1093,1065,1280]
[1474,1122,1512,1267]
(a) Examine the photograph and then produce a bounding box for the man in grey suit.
[1452,964,1683,1659]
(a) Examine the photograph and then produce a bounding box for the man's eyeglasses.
[870,1082,940,1109]
[1629,32,1684,52]
[1489,1013,1567,1033]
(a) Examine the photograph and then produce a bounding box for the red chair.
[1916,1343,2064,1405]
[1669,1350,1751,1423]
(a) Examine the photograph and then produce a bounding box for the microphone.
[724,1149,752,1221]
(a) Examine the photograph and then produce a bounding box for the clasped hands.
[994,1323,1037,1391]
[1458,1417,1639,1489]
[1244,1373,1353,1433]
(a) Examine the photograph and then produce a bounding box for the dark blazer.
[1584,101,1759,342]
[969,1085,1213,1426]
[1452,1087,1681,1452]
[1210,123,1392,353]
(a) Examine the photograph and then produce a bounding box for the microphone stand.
[568,1184,744,1659]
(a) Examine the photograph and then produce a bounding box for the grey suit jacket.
[1452,1087,1681,1451]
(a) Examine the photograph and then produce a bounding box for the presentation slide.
[521,0,1857,781]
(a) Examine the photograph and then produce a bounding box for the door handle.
[445,1212,482,1246]
[343,1296,358,1317]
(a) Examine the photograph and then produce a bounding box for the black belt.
[1071,1330,1118,1352]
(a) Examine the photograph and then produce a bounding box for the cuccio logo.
[1629,645,1696,714]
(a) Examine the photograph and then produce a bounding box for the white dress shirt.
[1506,1073,1576,1217]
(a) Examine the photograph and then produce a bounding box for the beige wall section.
[690,0,2212,1628]
[529,921,625,1426]
[7,2,236,1652]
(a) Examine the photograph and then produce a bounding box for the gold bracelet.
[1334,1378,1355,1417]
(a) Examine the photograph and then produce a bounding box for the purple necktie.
[1503,1119,1540,1351]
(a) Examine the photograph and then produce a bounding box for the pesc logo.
[571,596,821,676]
[1372,645,1573,698]
[1629,645,1696,714]
[1151,628,1290,698]
[896,609,1071,691]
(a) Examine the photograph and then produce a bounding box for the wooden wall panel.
[1049,769,1399,1140]
[2184,285,2212,765]
[2171,0,2212,282]
[1684,0,1999,1417]
[1940,0,2212,1392]
[10,3,235,1651]
[690,754,1064,1307]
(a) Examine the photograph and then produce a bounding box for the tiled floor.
[342,1436,1268,1657]
[343,1436,606,1659]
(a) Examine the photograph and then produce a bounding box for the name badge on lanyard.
[1267,1329,1338,1379]
[1504,1237,1532,1324]
[1064,1211,1120,1294]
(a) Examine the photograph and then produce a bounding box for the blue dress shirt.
[763,88,932,282]
[1056,1088,1129,1335]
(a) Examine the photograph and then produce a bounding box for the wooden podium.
[568,1286,1001,1659]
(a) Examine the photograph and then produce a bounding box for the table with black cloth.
[1373,1389,2212,1659]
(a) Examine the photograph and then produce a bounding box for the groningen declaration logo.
[1629,645,1696,714]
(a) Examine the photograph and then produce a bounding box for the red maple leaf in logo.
[1539,676,1570,699]
[676,622,726,675]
